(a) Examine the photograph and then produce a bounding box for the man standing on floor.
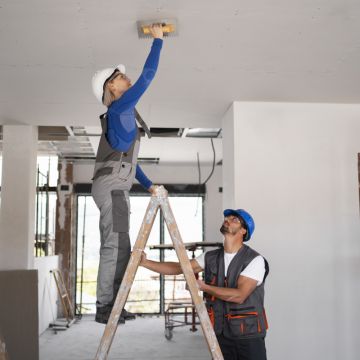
[140,208,269,360]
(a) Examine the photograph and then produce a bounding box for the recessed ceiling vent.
[138,157,160,164]
[184,128,222,138]
[139,128,183,137]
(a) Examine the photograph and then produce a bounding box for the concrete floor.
[40,315,210,360]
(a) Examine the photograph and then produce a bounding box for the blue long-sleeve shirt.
[135,165,152,190]
[106,38,163,189]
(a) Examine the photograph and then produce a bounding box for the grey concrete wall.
[0,270,39,360]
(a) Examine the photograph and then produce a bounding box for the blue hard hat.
[223,209,255,241]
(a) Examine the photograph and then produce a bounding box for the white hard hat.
[91,64,126,103]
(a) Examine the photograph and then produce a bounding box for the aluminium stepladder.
[94,186,224,360]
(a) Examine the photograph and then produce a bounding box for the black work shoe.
[121,309,136,320]
[95,305,125,324]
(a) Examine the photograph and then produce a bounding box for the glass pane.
[164,197,203,309]
[127,196,160,314]
[76,195,160,314]
[37,156,58,186]
[34,155,58,256]
[164,196,203,245]
[34,191,57,256]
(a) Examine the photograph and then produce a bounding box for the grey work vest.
[204,245,269,339]
[92,113,140,183]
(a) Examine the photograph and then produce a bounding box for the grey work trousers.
[91,160,136,307]
[217,335,267,360]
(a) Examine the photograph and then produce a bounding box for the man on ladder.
[90,24,164,324]
[140,208,270,360]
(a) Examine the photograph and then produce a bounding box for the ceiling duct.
[38,126,70,141]
[184,128,222,138]
[139,127,183,137]
[137,157,160,164]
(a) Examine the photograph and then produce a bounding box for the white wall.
[222,104,236,208]
[0,125,38,270]
[73,162,223,243]
[34,256,59,334]
[223,102,360,360]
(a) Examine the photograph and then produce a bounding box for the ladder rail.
[160,197,223,360]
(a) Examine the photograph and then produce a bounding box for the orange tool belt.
[225,311,262,333]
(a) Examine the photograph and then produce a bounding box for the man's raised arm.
[139,251,203,275]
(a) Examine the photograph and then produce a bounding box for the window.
[34,156,58,257]
[75,191,204,315]
[163,197,203,311]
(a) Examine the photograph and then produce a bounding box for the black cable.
[195,139,216,216]
[202,138,216,185]
[195,152,202,216]
[197,152,201,185]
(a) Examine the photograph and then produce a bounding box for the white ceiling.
[1,0,360,127]
[0,0,359,162]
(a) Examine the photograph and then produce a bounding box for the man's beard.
[220,224,228,234]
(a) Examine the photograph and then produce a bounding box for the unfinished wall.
[222,102,360,360]
[0,270,38,360]
[55,160,75,308]
[34,256,59,334]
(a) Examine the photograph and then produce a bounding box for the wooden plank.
[159,194,224,360]
[51,270,75,322]
[94,196,160,360]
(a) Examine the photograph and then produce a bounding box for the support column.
[0,125,38,270]
[55,160,75,306]
[222,103,241,209]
